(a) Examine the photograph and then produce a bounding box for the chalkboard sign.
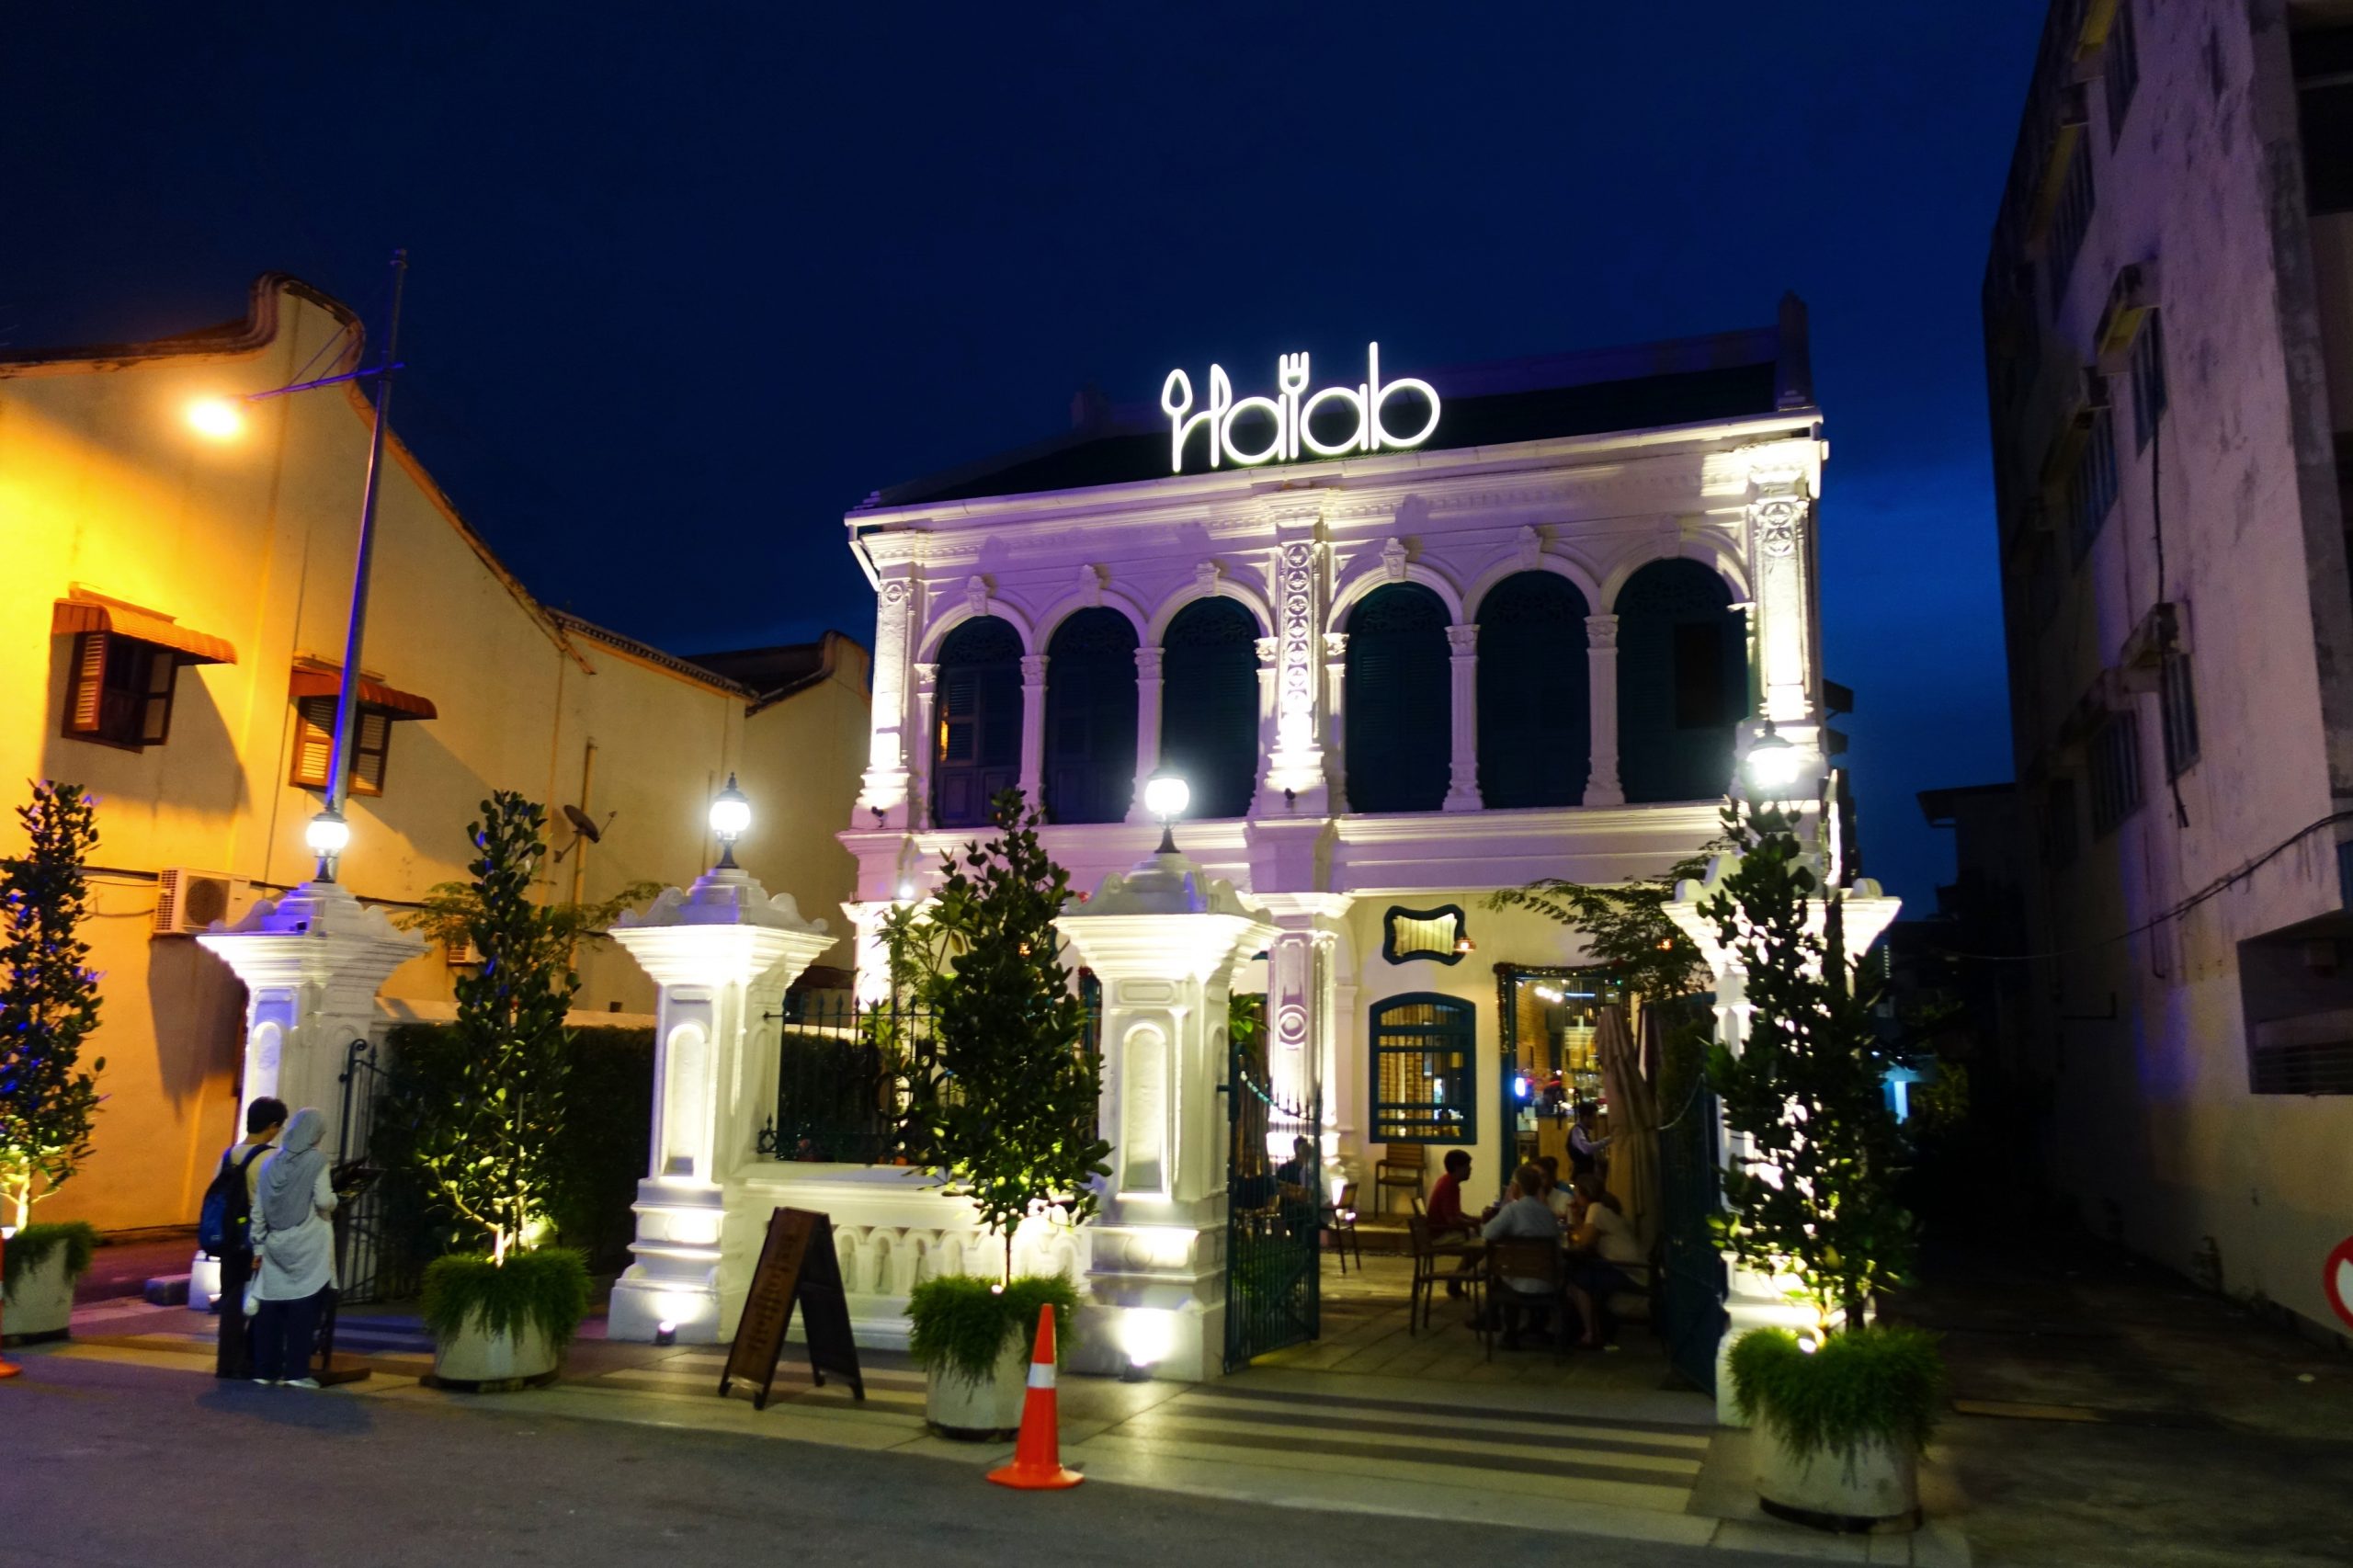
[719,1207,866,1411]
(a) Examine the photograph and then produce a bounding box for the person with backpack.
[203,1096,286,1381]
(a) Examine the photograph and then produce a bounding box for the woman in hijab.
[248,1108,338,1387]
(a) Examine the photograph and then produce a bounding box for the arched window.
[1475,571,1590,808]
[1042,608,1139,824]
[1344,583,1450,812]
[1160,597,1260,819]
[932,615,1022,828]
[1369,994,1477,1144]
[1616,560,1747,803]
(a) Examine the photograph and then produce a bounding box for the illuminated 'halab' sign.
[1160,344,1441,473]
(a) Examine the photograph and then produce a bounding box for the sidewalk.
[38,1258,1970,1566]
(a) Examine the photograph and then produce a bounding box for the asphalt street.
[0,1356,1821,1568]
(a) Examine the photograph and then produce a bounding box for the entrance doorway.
[1495,966,1625,1171]
[1225,998,1323,1369]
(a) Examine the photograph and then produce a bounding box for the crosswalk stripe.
[1173,1392,1712,1452]
[1126,1411,1700,1478]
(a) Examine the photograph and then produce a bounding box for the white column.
[1258,528,1331,811]
[909,663,938,831]
[1744,445,1822,726]
[1322,631,1348,810]
[199,881,425,1163]
[1253,635,1279,795]
[1665,858,1900,1424]
[606,869,835,1344]
[1251,893,1352,1141]
[1128,644,1165,824]
[1585,614,1624,806]
[1017,653,1049,807]
[1442,622,1481,812]
[858,571,918,825]
[1056,852,1275,1381]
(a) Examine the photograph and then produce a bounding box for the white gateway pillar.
[1057,849,1274,1382]
[606,868,835,1343]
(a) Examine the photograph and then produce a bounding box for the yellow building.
[0,274,869,1234]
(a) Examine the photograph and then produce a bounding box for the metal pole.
[318,250,410,882]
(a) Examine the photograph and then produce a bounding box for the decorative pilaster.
[1251,894,1353,1119]
[198,881,425,1163]
[858,573,918,825]
[909,663,938,831]
[1017,653,1049,805]
[1056,853,1275,1381]
[1743,444,1822,726]
[1129,644,1165,824]
[1322,631,1349,811]
[1257,520,1332,812]
[607,869,835,1343]
[1254,635,1279,790]
[1584,614,1624,806]
[1442,622,1481,812]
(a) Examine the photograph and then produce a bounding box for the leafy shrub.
[421,1246,591,1351]
[905,1272,1078,1384]
[3,1219,99,1290]
[1728,1325,1944,1461]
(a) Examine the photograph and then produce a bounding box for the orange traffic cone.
[0,1230,23,1380]
[985,1302,1081,1490]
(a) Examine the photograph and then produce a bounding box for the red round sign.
[2325,1237,2353,1332]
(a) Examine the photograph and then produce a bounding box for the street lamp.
[1142,766,1189,855]
[1740,721,1804,803]
[710,773,752,869]
[186,396,244,441]
[304,807,352,860]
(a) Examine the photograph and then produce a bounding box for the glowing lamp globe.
[1142,770,1189,823]
[187,396,244,441]
[709,773,751,867]
[305,808,351,858]
[1742,727,1804,798]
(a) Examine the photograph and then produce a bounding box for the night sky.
[6,2,2049,909]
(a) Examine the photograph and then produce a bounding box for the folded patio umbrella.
[1597,1004,1660,1253]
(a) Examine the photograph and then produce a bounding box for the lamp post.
[710,773,751,869]
[1738,720,1804,806]
[1142,766,1189,855]
[188,249,411,882]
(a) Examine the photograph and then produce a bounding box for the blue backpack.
[197,1144,269,1256]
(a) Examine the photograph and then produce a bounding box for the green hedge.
[1728,1325,1944,1461]
[373,1023,654,1277]
[3,1220,100,1290]
[905,1274,1078,1383]
[421,1247,592,1351]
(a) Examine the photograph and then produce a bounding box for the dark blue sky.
[6,2,2047,908]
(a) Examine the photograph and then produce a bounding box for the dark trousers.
[251,1286,332,1381]
[212,1247,254,1379]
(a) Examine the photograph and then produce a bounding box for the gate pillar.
[607,867,835,1345]
[1057,849,1274,1382]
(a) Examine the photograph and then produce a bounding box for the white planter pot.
[1754,1420,1918,1527]
[923,1327,1027,1439]
[430,1315,562,1388]
[2,1246,75,1341]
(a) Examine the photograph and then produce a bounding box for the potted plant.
[1702,798,1943,1528]
[906,1274,1078,1437]
[893,790,1108,1433]
[407,792,593,1387]
[0,783,107,1346]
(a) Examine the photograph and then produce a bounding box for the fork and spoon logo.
[1160,343,1442,473]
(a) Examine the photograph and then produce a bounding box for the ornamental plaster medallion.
[1750,495,1805,559]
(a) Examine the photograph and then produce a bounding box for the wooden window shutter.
[351,709,391,796]
[290,697,336,788]
[139,650,177,745]
[66,631,108,733]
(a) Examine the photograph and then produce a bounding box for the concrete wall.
[0,278,867,1231]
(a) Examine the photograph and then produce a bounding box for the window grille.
[2160,647,2200,779]
[290,697,392,795]
[2105,1,2140,143]
[1474,570,1589,808]
[1041,608,1138,825]
[1343,584,1451,812]
[1614,559,1746,803]
[2131,310,2167,451]
[2088,710,2143,837]
[62,631,176,750]
[932,615,1022,827]
[1369,994,1476,1144]
[2050,137,2097,298]
[1160,597,1260,820]
[2067,411,2119,562]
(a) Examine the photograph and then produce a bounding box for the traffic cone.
[985,1302,1081,1490]
[0,1230,23,1380]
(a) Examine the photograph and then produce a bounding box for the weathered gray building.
[1984,0,2353,1343]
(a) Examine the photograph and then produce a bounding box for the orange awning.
[289,667,438,721]
[52,597,236,665]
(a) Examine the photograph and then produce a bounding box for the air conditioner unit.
[445,936,483,967]
[2095,262,2160,361]
[153,869,248,937]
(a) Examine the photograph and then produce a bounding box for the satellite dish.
[563,804,605,843]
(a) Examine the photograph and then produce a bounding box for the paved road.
[0,1356,1819,1568]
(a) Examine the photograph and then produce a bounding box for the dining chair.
[1481,1238,1568,1363]
[1372,1143,1427,1215]
[1323,1180,1363,1274]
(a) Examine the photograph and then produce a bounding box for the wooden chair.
[1481,1238,1567,1362]
[1372,1144,1427,1215]
[1323,1180,1364,1274]
[1405,1215,1482,1333]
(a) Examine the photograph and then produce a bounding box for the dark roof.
[679,631,862,709]
[866,302,1813,509]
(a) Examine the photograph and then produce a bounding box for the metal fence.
[334,1035,430,1304]
[756,994,924,1165]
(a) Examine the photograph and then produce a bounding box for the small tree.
[410,792,578,1264]
[0,782,106,1230]
[900,790,1110,1282]
[1486,835,1727,1001]
[1702,801,1913,1333]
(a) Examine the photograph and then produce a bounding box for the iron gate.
[1654,1000,1727,1396]
[1224,1008,1323,1369]
[335,1036,426,1303]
